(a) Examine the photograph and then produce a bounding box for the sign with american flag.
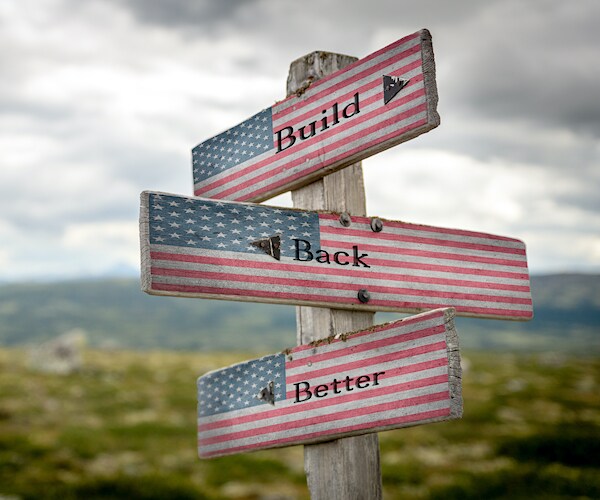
[140,191,533,320]
[191,29,439,202]
[196,308,461,458]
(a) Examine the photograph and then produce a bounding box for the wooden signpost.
[140,191,533,320]
[191,29,439,203]
[138,28,533,499]
[197,308,462,458]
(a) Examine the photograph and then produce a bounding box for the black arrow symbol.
[251,235,281,260]
[383,75,410,105]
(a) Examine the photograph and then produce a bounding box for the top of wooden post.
[286,51,358,97]
[287,51,368,215]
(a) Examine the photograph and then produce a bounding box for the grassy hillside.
[0,347,598,499]
[0,274,598,352]
[0,279,296,352]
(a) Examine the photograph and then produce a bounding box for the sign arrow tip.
[383,75,409,104]
[251,235,281,260]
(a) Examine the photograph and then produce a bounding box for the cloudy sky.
[2,0,599,282]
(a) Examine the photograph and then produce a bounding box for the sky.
[1,0,599,282]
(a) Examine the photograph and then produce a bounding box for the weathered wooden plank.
[191,29,439,203]
[139,191,534,320]
[196,308,463,459]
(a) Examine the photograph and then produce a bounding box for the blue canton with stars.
[197,353,286,416]
[192,108,273,184]
[148,193,320,258]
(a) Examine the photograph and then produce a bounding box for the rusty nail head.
[339,212,352,227]
[358,289,370,303]
[370,217,383,232]
[257,381,275,406]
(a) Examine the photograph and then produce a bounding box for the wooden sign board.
[140,191,533,320]
[197,308,461,458]
[192,29,439,202]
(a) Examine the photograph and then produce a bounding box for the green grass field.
[1,348,599,499]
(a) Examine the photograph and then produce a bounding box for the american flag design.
[197,308,462,458]
[140,191,533,320]
[192,29,439,202]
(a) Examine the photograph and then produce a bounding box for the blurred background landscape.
[1,274,599,353]
[0,274,599,499]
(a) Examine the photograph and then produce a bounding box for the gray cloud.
[113,0,600,139]
[109,0,486,35]
[554,186,600,215]
[425,119,598,170]
[444,1,600,137]
[106,0,260,31]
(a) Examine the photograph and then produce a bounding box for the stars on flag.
[192,108,273,183]
[197,354,286,416]
[148,194,321,258]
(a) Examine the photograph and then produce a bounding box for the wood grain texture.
[288,50,381,500]
[443,308,463,419]
[420,29,441,130]
[139,191,152,293]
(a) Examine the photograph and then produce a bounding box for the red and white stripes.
[197,308,460,458]
[143,199,533,320]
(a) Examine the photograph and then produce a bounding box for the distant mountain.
[0,274,598,353]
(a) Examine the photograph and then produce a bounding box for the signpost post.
[286,51,385,498]
[286,49,384,499]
